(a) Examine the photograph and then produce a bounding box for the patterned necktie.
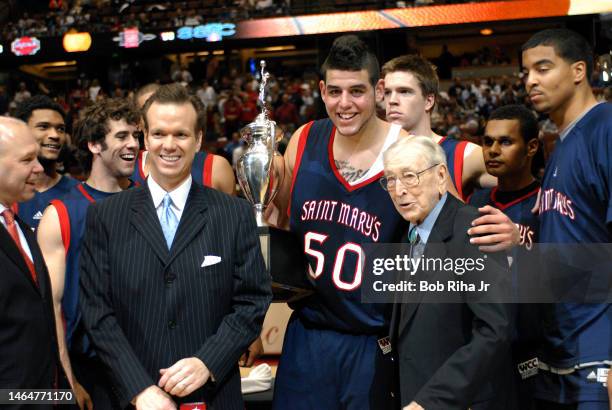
[160,194,179,249]
[408,226,419,245]
[2,209,37,285]
[408,226,424,259]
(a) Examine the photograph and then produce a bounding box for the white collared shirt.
[147,175,192,222]
[0,203,34,262]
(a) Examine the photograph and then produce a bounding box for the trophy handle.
[265,151,285,205]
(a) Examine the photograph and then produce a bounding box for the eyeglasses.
[380,163,439,191]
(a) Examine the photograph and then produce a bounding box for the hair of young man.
[381,54,440,99]
[14,95,67,123]
[521,28,593,79]
[72,98,140,173]
[321,35,380,86]
[488,104,539,144]
[135,83,161,105]
[141,83,206,135]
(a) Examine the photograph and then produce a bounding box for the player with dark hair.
[381,54,496,200]
[271,35,519,410]
[470,104,540,250]
[13,95,78,229]
[37,98,141,409]
[272,33,407,410]
[470,104,541,409]
[522,28,612,410]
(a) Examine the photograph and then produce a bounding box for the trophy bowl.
[236,60,311,301]
[236,117,282,226]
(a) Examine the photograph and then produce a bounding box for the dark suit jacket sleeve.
[194,200,272,384]
[79,204,154,403]
[414,210,512,409]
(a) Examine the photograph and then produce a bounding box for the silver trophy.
[236,60,283,227]
[236,61,311,301]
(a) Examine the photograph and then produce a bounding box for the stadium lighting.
[161,31,175,41]
[63,31,92,52]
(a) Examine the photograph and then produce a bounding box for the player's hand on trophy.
[240,336,264,367]
[133,385,177,410]
[467,205,519,252]
[263,151,288,228]
[158,357,211,397]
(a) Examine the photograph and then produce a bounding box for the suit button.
[168,320,176,329]
[165,273,176,286]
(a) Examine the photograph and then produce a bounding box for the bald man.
[0,117,63,408]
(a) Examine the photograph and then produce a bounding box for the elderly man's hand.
[403,401,425,410]
[158,357,211,398]
[133,385,176,410]
[467,205,519,252]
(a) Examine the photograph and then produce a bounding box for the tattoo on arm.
[335,160,367,183]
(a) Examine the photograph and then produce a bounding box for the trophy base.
[257,226,313,302]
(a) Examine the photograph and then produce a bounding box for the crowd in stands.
[1,57,610,172]
[3,0,514,43]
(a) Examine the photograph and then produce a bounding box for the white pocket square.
[201,255,222,267]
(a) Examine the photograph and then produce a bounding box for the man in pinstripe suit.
[79,84,272,410]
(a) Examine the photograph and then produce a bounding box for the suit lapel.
[130,186,169,264]
[167,183,208,267]
[399,195,460,336]
[0,220,40,292]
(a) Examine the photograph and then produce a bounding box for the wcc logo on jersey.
[300,199,382,241]
[517,357,539,380]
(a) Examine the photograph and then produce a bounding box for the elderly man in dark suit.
[79,84,272,410]
[382,135,513,410]
[0,117,60,409]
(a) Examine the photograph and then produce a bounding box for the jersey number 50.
[304,231,364,291]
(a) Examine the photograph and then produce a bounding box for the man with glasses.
[272,35,519,410]
[384,136,512,410]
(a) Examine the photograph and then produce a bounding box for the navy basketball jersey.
[131,150,214,187]
[15,175,79,230]
[536,103,612,402]
[50,183,117,352]
[469,183,540,251]
[470,182,542,364]
[289,119,407,334]
[438,136,468,200]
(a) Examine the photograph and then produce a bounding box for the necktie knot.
[163,194,172,211]
[408,226,420,245]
